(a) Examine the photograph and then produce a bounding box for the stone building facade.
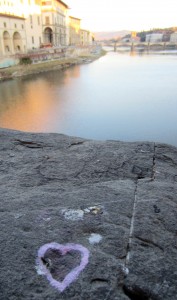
[80,29,93,46]
[0,0,69,56]
[0,0,93,58]
[170,32,177,42]
[41,0,68,47]
[0,0,43,55]
[69,16,81,46]
[145,33,163,42]
[0,14,26,55]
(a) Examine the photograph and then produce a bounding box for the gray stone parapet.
[0,129,177,299]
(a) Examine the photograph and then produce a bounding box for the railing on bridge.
[103,41,177,51]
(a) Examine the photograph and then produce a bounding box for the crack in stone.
[125,180,138,267]
[68,141,85,148]
[14,139,44,148]
[134,236,164,252]
[151,143,156,181]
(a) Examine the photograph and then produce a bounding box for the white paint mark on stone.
[61,205,104,221]
[62,209,84,221]
[35,265,45,275]
[14,213,24,219]
[121,265,129,275]
[88,233,102,245]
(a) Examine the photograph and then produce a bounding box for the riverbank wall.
[0,128,177,299]
[0,46,105,81]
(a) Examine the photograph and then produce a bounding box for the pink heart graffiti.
[36,242,89,292]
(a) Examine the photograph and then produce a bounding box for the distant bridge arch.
[106,41,177,51]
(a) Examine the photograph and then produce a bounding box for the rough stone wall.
[0,129,177,299]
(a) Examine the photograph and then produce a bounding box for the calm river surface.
[1,51,177,146]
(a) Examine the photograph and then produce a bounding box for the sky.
[66,0,177,32]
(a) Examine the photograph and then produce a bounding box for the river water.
[1,51,177,146]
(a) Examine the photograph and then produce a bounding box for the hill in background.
[94,30,131,41]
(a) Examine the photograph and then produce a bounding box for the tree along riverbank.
[0,49,106,82]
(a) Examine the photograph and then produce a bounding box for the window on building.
[21,24,24,29]
[30,15,32,24]
[45,16,50,25]
[4,22,6,27]
[32,36,34,44]
[38,16,40,25]
[14,23,17,28]
[5,45,10,52]
[39,37,41,44]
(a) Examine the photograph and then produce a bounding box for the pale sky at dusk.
[66,0,177,32]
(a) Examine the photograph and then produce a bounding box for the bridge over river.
[104,41,177,51]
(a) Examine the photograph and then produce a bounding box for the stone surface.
[0,129,177,299]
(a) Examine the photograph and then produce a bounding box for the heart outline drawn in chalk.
[36,242,89,292]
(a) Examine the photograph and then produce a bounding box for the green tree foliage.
[19,57,32,65]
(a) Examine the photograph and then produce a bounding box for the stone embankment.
[1,128,177,299]
[0,57,85,81]
[0,47,105,81]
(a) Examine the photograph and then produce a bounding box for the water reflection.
[0,70,77,132]
[0,52,177,146]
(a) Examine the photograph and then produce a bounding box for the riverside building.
[170,32,177,42]
[69,16,81,46]
[0,0,93,59]
[80,29,93,46]
[145,33,163,42]
[41,0,68,47]
[0,0,43,55]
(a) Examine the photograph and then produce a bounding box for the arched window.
[5,45,10,52]
[44,27,53,44]
[13,32,23,53]
[3,31,11,53]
